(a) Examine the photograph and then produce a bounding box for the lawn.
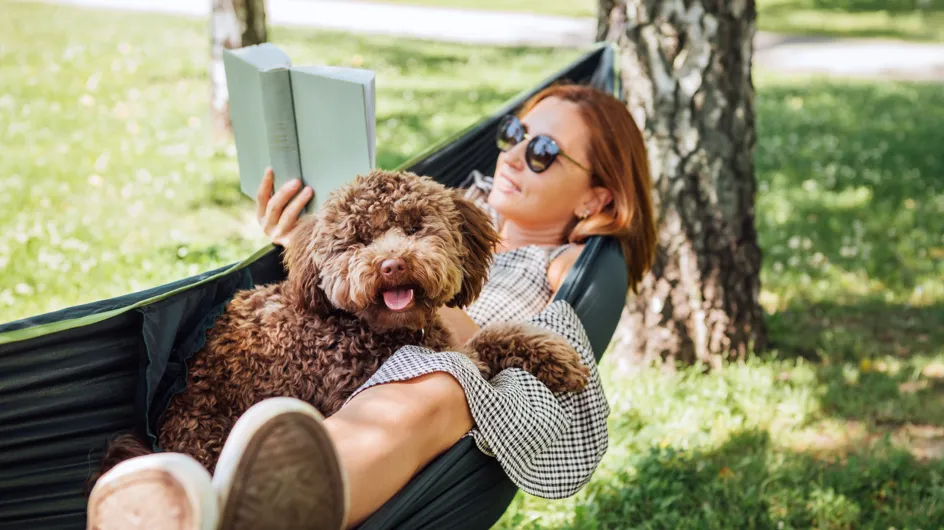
[357,0,944,42]
[759,0,944,41]
[358,0,598,18]
[2,1,944,529]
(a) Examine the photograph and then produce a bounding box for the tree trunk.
[598,0,767,367]
[210,0,268,142]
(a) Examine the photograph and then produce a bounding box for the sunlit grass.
[0,1,578,321]
[351,0,598,18]
[493,71,944,530]
[759,0,944,41]
[325,0,944,42]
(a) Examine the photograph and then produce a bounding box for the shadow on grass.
[767,300,944,362]
[768,298,944,426]
[755,80,944,297]
[562,430,944,529]
[755,78,944,430]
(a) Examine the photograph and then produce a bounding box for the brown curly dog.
[98,169,588,479]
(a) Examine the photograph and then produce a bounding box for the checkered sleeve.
[343,301,610,499]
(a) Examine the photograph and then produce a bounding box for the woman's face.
[488,97,599,230]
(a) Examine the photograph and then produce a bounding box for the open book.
[223,43,376,214]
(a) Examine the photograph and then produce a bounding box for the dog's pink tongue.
[383,288,414,311]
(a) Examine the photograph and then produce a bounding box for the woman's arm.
[547,244,585,298]
[439,243,585,348]
[438,306,480,348]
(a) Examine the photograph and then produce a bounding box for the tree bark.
[599,0,767,366]
[210,0,268,141]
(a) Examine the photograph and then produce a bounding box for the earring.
[578,209,591,220]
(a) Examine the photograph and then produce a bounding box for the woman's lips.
[495,173,522,194]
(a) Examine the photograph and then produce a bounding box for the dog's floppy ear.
[448,191,500,308]
[284,215,330,313]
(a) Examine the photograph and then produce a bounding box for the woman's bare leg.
[323,372,474,527]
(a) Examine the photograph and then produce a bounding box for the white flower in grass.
[86,72,101,91]
[0,290,14,306]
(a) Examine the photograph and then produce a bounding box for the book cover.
[223,45,375,215]
[222,44,302,198]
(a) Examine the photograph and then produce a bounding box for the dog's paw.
[454,345,494,380]
[467,322,590,393]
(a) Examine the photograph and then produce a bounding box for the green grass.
[3,2,944,528]
[493,74,944,530]
[0,1,579,321]
[352,0,944,42]
[759,0,944,41]
[355,0,597,18]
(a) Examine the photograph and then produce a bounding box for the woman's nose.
[503,141,527,171]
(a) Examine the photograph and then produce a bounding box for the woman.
[87,84,656,530]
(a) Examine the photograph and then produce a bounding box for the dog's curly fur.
[97,169,589,480]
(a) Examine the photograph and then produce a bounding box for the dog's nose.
[380,258,408,279]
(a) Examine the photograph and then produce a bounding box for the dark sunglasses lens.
[497,116,523,151]
[526,135,560,173]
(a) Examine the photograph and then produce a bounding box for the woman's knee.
[396,372,473,456]
[407,372,469,417]
[359,372,472,446]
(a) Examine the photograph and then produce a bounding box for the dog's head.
[284,170,499,332]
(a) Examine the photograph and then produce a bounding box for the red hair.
[517,84,656,293]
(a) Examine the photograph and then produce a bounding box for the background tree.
[598,0,767,366]
[210,0,268,141]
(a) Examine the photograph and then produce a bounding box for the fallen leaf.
[898,380,928,394]
[922,363,944,379]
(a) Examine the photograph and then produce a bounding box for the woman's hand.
[256,168,314,248]
[438,306,481,348]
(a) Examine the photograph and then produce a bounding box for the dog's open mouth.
[380,285,417,312]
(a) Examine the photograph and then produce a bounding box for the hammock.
[0,43,626,530]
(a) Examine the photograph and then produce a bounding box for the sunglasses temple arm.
[561,152,591,173]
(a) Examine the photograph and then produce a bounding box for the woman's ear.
[448,191,501,308]
[576,186,613,217]
[283,215,330,313]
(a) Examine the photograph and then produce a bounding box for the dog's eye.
[405,224,421,236]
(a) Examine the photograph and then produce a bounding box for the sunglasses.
[496,115,591,174]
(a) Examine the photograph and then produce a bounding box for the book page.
[290,68,373,211]
[223,45,297,198]
[366,76,375,168]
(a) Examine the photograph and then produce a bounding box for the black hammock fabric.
[0,43,626,530]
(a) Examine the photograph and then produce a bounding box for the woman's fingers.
[256,168,275,223]
[262,178,303,234]
[255,168,312,248]
[275,186,314,238]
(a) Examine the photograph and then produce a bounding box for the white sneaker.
[87,452,218,530]
[213,397,348,530]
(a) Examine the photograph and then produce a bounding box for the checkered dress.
[344,173,610,499]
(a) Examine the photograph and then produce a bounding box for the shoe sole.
[214,398,347,530]
[87,453,217,530]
